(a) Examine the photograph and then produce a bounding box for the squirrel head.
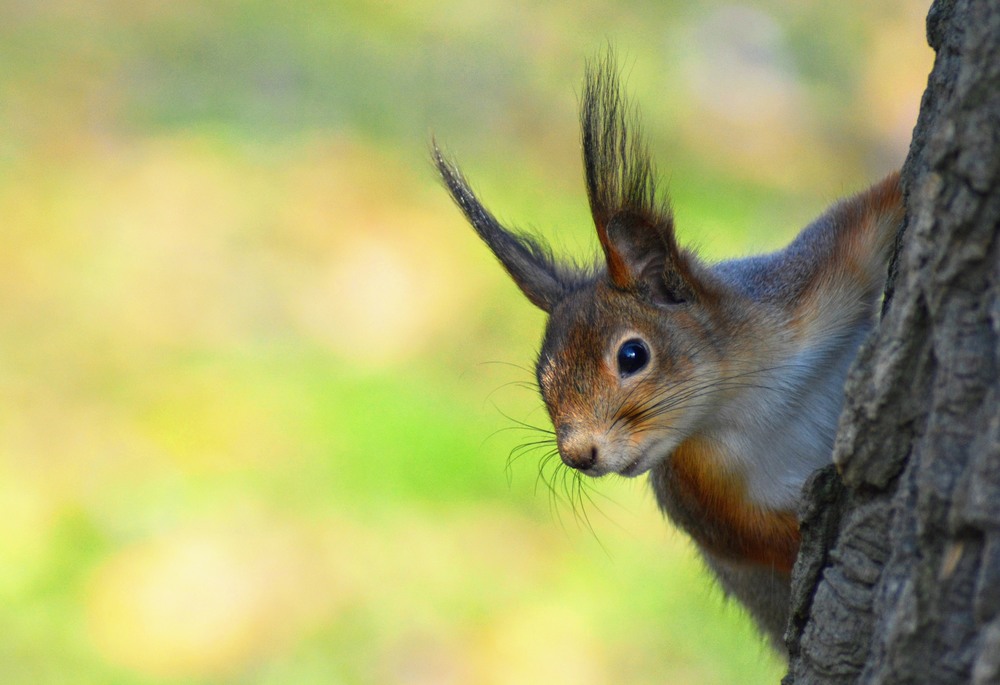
[435,54,747,478]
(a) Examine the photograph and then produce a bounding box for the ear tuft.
[581,50,703,304]
[433,142,584,312]
[581,52,670,246]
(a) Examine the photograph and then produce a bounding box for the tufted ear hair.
[581,51,704,305]
[434,144,582,313]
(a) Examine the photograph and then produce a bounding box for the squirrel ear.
[582,51,700,304]
[434,144,573,313]
[604,212,699,304]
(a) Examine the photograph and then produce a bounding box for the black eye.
[617,339,650,377]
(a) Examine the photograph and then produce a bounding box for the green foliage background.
[0,1,929,683]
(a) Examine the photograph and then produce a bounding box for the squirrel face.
[433,53,764,481]
[537,282,729,477]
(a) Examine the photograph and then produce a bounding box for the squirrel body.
[435,54,903,649]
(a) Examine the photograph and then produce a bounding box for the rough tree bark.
[783,0,1000,683]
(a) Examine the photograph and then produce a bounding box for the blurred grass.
[0,1,931,683]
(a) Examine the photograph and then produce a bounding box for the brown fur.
[658,438,800,574]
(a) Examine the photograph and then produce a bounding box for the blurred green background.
[1,1,930,683]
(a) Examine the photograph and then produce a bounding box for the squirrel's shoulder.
[710,212,839,306]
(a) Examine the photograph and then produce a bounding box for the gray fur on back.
[712,213,839,305]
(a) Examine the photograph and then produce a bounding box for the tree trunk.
[783,0,1000,683]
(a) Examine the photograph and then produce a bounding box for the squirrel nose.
[555,425,600,471]
[558,442,598,471]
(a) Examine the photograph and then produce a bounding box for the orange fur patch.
[792,172,903,343]
[665,438,800,574]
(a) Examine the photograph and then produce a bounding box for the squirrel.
[433,53,903,649]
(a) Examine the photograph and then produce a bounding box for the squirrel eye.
[616,339,649,377]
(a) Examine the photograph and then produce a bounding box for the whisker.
[478,359,538,376]
[506,439,556,482]
[535,451,563,498]
[484,379,543,406]
[492,404,556,436]
[619,360,812,428]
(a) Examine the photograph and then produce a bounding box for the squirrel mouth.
[619,455,649,478]
[618,439,674,478]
